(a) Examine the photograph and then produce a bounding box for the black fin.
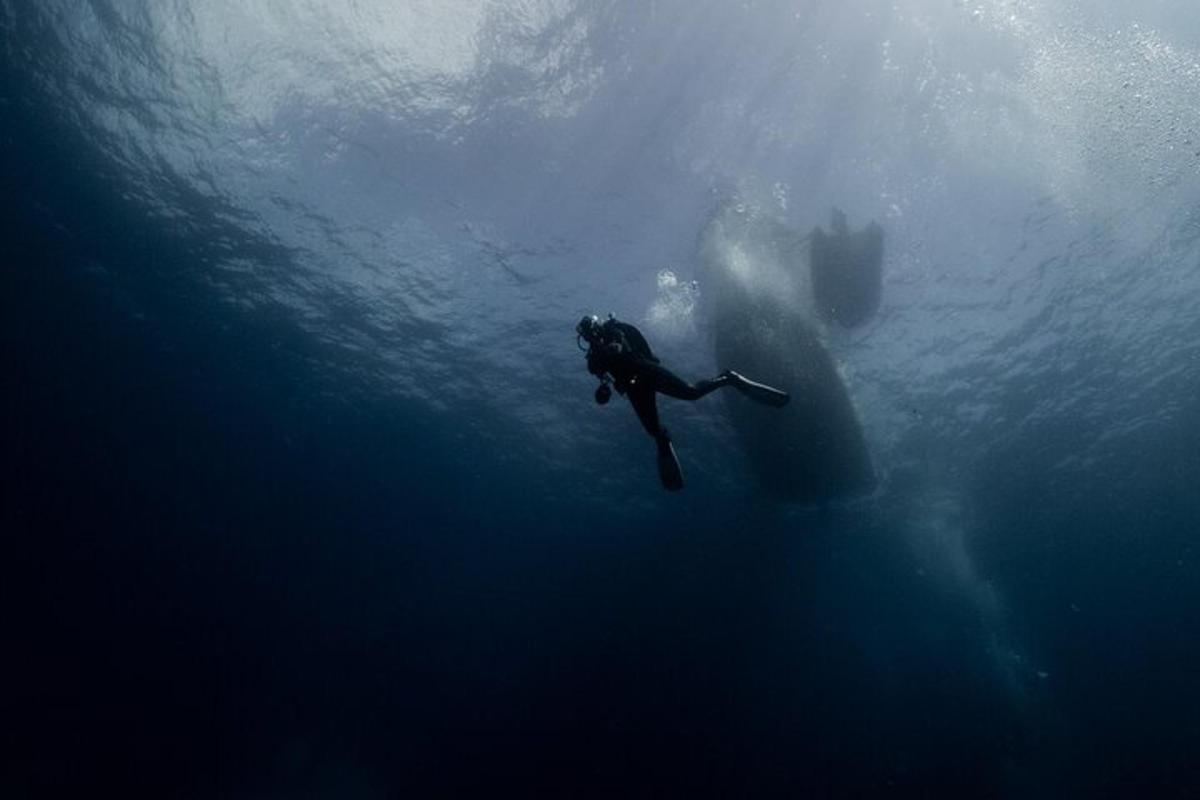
[656,436,684,491]
[728,372,791,408]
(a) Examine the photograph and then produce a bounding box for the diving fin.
[656,433,684,491]
[727,371,790,408]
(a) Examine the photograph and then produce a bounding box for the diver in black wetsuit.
[576,314,789,491]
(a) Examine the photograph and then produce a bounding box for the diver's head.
[594,383,612,405]
[576,314,601,349]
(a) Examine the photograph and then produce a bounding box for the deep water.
[5,2,1200,797]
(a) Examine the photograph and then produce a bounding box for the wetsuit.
[585,318,732,444]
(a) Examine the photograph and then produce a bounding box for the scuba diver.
[576,314,790,491]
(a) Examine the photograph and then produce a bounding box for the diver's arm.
[602,328,627,356]
[584,331,626,377]
[586,347,615,380]
[612,322,655,362]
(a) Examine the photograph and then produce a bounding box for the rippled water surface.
[5,1,1200,796]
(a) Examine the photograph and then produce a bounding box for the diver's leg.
[644,362,790,408]
[628,384,664,438]
[628,384,684,490]
[639,363,732,401]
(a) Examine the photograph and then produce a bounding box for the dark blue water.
[5,2,1200,796]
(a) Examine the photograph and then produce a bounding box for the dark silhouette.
[577,314,788,491]
[698,203,877,503]
[810,207,884,328]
